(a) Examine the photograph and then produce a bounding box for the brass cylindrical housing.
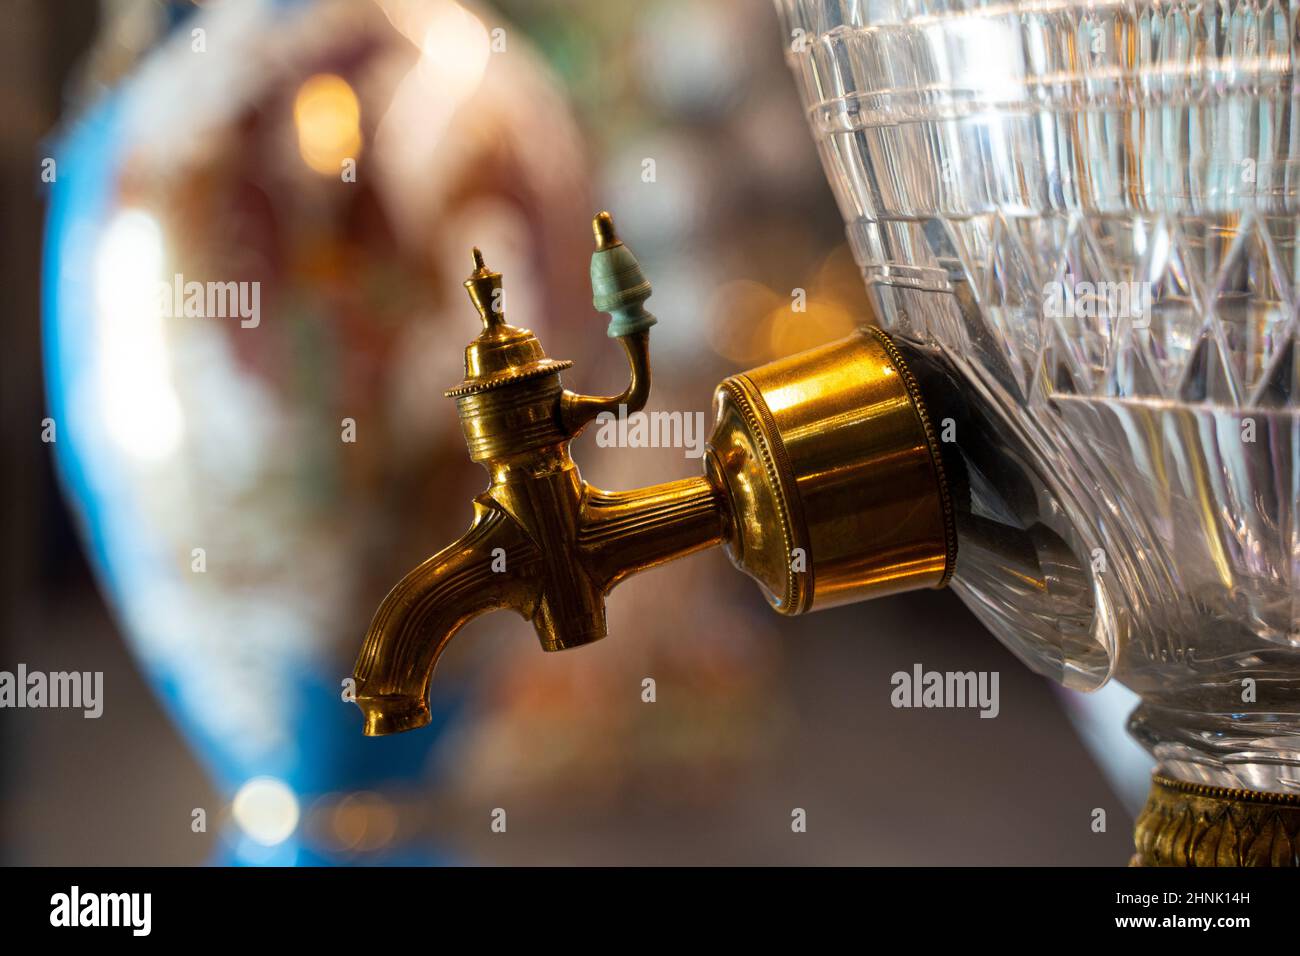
[706,327,955,614]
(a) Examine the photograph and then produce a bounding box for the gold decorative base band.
[1133,773,1300,866]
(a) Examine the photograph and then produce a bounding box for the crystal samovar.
[354,2,1300,866]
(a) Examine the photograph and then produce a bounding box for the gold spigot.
[351,212,957,736]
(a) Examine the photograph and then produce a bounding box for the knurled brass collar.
[445,349,572,398]
[866,326,957,587]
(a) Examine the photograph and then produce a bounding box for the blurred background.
[2,0,1140,865]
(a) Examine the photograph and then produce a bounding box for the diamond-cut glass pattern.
[778,0,1300,790]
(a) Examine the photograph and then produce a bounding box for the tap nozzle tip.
[593,211,621,251]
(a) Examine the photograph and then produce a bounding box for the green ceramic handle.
[590,212,657,338]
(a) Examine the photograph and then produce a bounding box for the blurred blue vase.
[42,0,591,864]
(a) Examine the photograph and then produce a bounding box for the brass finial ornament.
[464,247,504,328]
[592,210,619,250]
[447,248,573,400]
[351,211,955,736]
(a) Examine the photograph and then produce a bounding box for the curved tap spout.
[560,329,652,434]
[352,498,540,736]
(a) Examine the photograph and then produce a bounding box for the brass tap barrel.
[351,212,955,736]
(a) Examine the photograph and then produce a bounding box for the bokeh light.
[232,777,301,847]
[294,73,362,175]
[94,208,183,462]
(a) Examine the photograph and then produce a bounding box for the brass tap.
[351,212,957,736]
